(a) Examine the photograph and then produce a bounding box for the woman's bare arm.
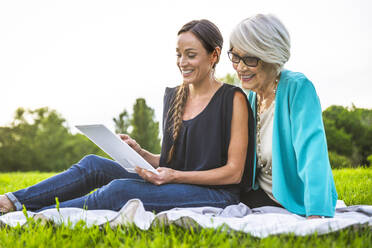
[119,134,160,168]
[139,149,160,168]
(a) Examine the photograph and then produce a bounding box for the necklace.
[256,78,279,175]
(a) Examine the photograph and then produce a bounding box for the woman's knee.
[72,154,109,174]
[103,179,144,198]
[90,179,136,205]
[81,154,103,164]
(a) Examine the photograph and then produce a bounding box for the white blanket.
[1,200,371,238]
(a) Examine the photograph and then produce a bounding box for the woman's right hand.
[119,134,142,155]
[135,167,177,186]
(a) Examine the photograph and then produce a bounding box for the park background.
[0,1,371,247]
[1,0,371,171]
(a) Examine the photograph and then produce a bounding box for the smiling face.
[231,48,277,92]
[176,31,214,86]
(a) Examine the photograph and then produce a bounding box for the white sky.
[1,0,371,133]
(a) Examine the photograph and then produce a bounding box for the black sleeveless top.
[159,83,254,192]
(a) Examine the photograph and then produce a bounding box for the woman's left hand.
[135,167,177,185]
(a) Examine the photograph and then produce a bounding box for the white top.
[256,101,280,205]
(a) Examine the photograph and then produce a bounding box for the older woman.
[228,14,337,218]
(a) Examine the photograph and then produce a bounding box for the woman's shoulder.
[220,83,246,97]
[280,69,316,93]
[163,86,179,103]
[219,83,251,113]
[279,70,321,110]
[164,86,178,96]
[221,82,240,90]
[281,69,310,83]
[216,84,248,108]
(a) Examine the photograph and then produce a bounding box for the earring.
[209,67,215,80]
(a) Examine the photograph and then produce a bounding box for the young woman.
[0,19,254,214]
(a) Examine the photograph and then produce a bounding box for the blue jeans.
[6,155,239,212]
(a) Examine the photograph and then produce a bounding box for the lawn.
[0,168,371,247]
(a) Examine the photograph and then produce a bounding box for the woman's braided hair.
[167,19,223,163]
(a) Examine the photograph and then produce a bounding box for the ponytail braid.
[167,84,189,163]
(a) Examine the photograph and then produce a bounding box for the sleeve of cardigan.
[289,77,337,217]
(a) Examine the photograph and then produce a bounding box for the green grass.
[0,168,371,248]
[0,172,55,194]
[332,167,372,205]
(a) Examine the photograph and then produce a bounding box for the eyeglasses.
[227,51,260,67]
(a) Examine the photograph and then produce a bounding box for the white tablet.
[75,124,159,175]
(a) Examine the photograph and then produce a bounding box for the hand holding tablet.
[75,124,159,175]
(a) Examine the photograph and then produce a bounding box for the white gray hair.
[229,14,290,75]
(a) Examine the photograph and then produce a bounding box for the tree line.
[0,81,371,172]
[0,98,160,172]
[323,105,372,168]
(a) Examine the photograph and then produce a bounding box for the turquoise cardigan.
[244,69,338,217]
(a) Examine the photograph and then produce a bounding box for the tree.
[113,98,162,154]
[323,118,353,157]
[130,98,161,154]
[323,105,372,166]
[218,73,240,86]
[113,109,130,134]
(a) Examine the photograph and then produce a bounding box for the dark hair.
[167,20,223,163]
[178,19,223,68]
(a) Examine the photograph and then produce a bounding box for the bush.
[367,154,372,166]
[0,107,105,172]
[329,151,352,169]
